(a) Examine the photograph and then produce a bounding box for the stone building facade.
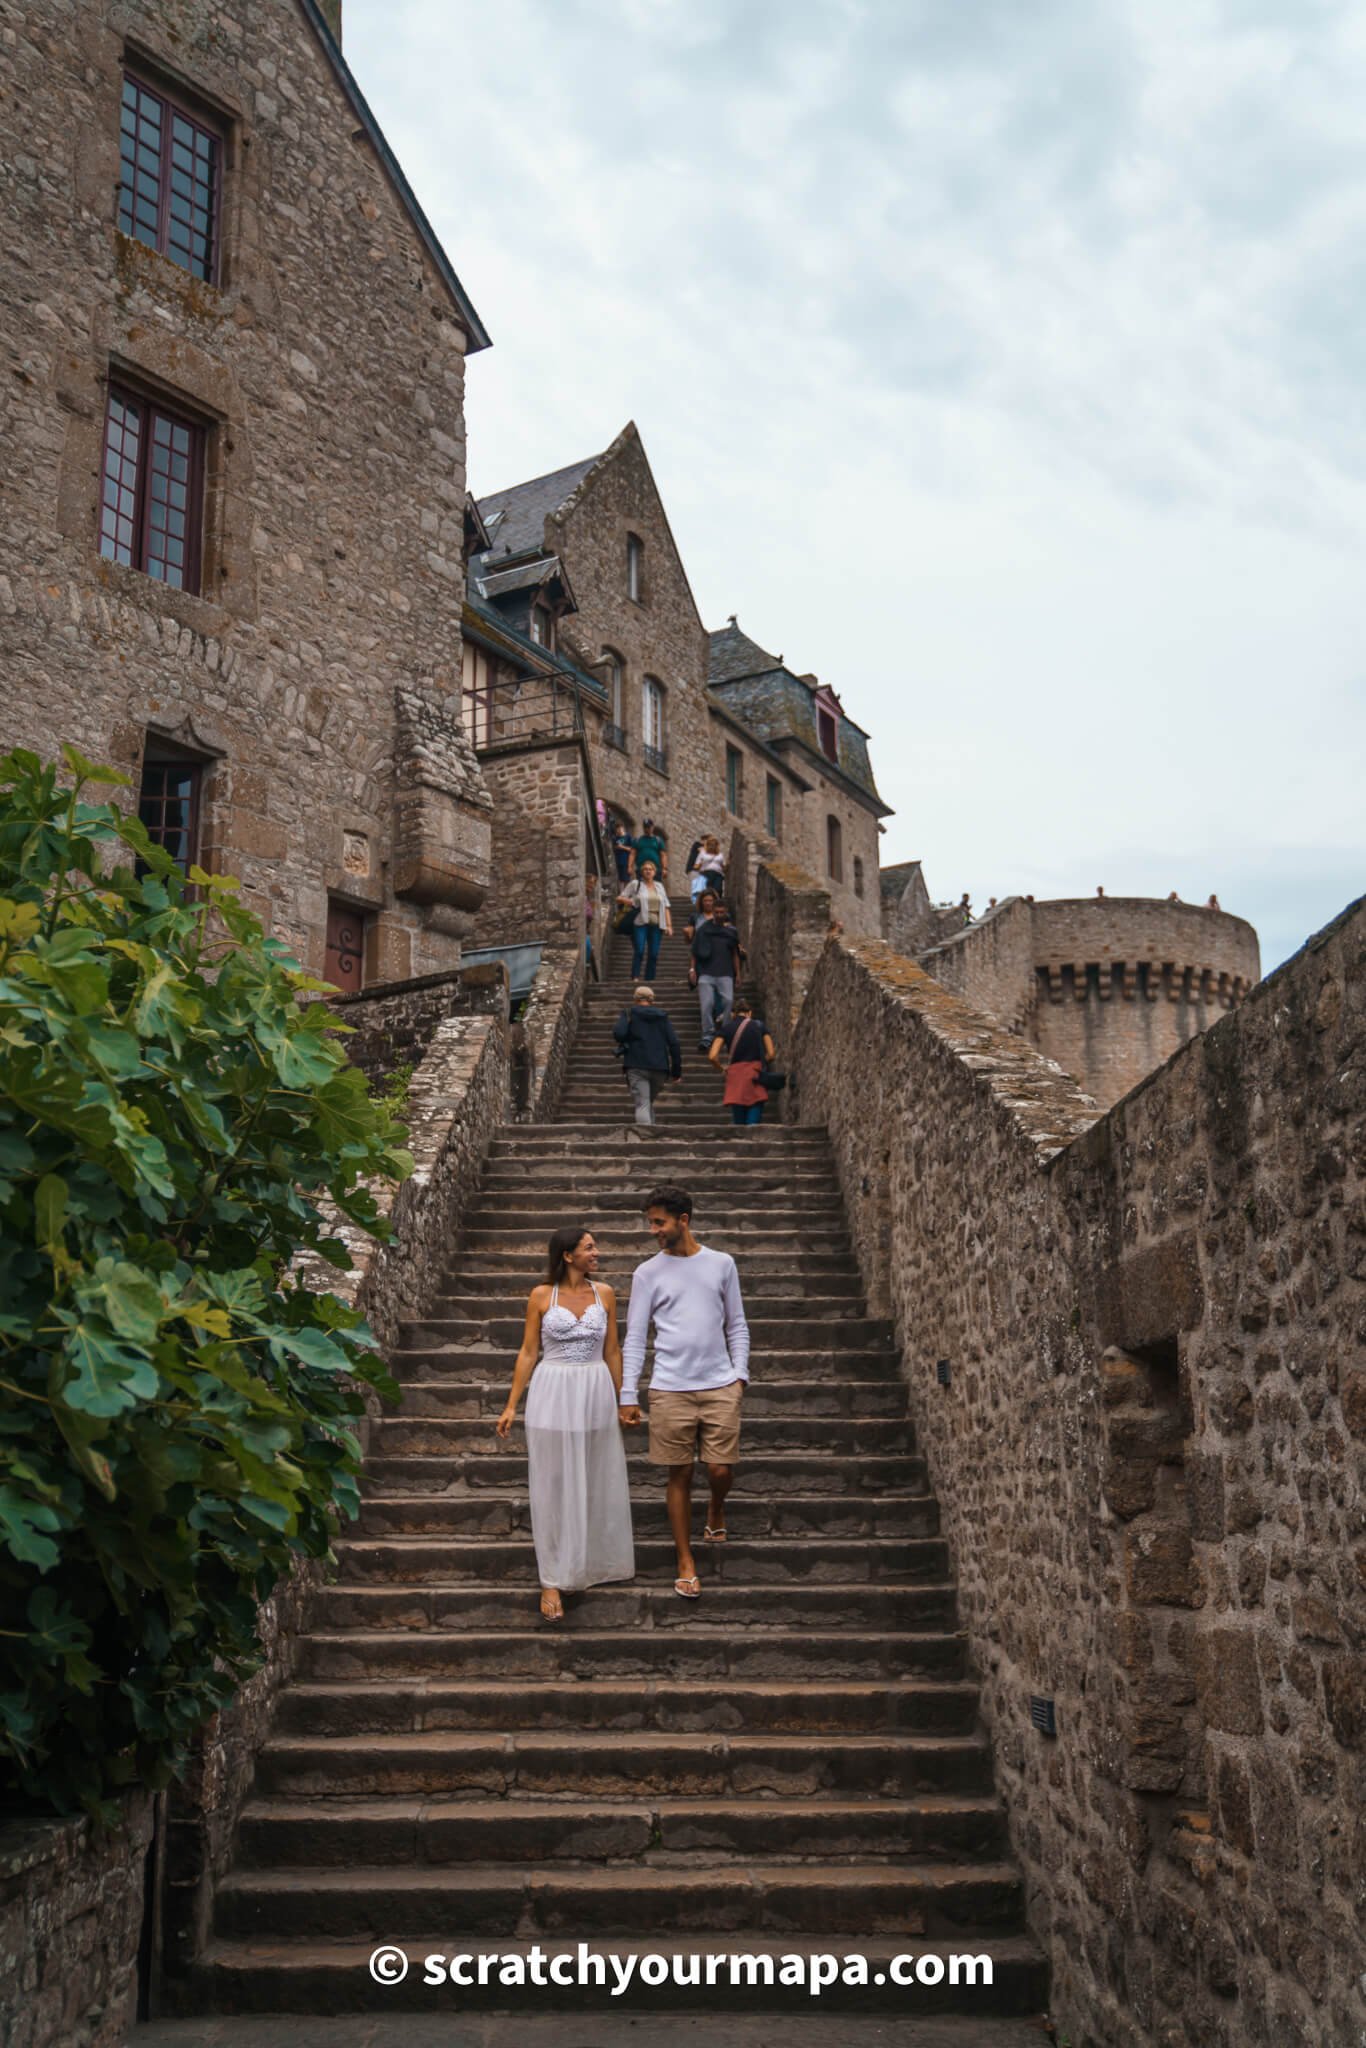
[0,0,492,990]
[708,618,888,935]
[470,429,889,932]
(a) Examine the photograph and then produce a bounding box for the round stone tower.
[1029,897,1259,1108]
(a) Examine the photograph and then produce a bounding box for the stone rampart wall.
[915,895,1038,1040]
[0,1797,154,2048]
[786,890,1366,2048]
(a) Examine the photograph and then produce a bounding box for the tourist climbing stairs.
[190,903,1048,2019]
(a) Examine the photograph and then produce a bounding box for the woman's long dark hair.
[547,1224,591,1285]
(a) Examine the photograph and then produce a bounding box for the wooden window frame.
[99,380,208,594]
[817,705,838,762]
[137,747,203,877]
[118,67,225,284]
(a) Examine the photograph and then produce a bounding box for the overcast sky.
[347,0,1365,973]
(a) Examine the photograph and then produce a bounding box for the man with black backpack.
[612,983,682,1126]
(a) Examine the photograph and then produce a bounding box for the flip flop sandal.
[673,1575,702,1599]
[703,1524,728,1541]
[539,1593,565,1623]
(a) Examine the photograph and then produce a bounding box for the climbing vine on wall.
[0,747,410,1816]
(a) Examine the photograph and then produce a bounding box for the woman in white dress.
[495,1225,635,1621]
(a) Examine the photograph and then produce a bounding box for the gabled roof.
[475,553,577,612]
[297,0,490,351]
[476,455,600,561]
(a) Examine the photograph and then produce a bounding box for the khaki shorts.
[647,1381,744,1466]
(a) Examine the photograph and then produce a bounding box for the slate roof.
[706,623,889,814]
[879,860,923,899]
[708,617,781,686]
[298,0,489,351]
[475,455,600,562]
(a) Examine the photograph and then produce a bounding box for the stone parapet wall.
[161,1004,511,2001]
[915,895,1038,1041]
[515,946,587,1122]
[725,826,830,1121]
[783,883,1366,2047]
[0,1796,154,2048]
[331,961,508,1085]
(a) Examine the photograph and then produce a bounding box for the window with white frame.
[642,675,665,757]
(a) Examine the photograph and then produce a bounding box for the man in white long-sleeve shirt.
[619,1182,750,1600]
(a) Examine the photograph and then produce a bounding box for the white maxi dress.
[524,1282,635,1591]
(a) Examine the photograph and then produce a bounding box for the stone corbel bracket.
[391,683,493,920]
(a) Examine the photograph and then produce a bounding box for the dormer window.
[626,533,643,603]
[530,604,554,649]
[816,704,838,761]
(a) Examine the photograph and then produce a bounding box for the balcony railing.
[603,722,628,751]
[643,744,668,775]
[462,674,584,752]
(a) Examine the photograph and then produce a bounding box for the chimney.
[317,0,342,43]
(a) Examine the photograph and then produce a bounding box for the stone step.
[253,1729,994,1800]
[310,1582,956,1635]
[332,1534,941,1583]
[438,1251,862,1279]
[460,1228,853,1252]
[388,1379,909,1418]
[231,1794,1007,1870]
[371,1416,915,1457]
[477,1171,840,1196]
[358,1452,926,1497]
[299,1628,967,1684]
[398,1315,896,1349]
[392,1344,900,1383]
[272,1677,981,1738]
[212,1859,1024,1938]
[189,1933,1049,2015]
[457,1205,852,1234]
[430,1287,864,1318]
[352,1491,940,1539]
[487,1128,831,1154]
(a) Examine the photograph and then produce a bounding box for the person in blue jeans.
[710,998,776,1125]
[618,858,672,980]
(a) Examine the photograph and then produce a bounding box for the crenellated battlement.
[1038,959,1256,1006]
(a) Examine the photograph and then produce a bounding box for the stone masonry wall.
[725,825,829,1123]
[916,896,1038,1041]
[474,739,586,950]
[1030,897,1260,1111]
[161,1006,512,1998]
[786,890,1366,2048]
[553,427,715,868]
[0,0,488,984]
[331,961,508,1086]
[0,1796,154,2048]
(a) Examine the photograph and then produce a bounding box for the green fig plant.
[0,746,410,1816]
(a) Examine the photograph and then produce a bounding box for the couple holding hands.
[496,1184,749,1618]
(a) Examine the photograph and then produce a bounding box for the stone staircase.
[190,908,1048,2019]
